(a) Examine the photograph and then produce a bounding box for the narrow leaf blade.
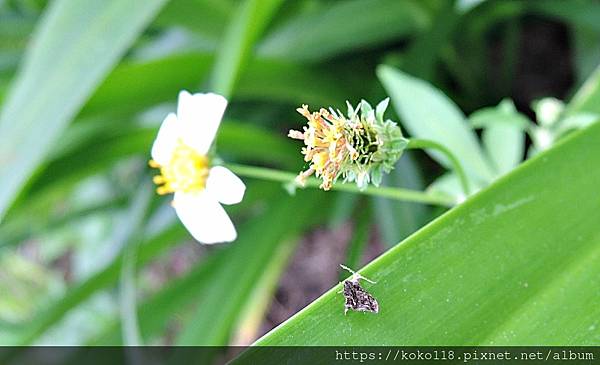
[0,0,168,219]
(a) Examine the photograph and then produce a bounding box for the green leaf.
[0,195,127,251]
[236,58,348,106]
[0,0,168,220]
[401,0,458,80]
[566,64,600,116]
[245,122,600,349]
[257,0,429,62]
[210,0,283,97]
[154,0,233,38]
[118,181,155,346]
[377,65,495,184]
[481,125,524,176]
[469,100,527,176]
[80,53,213,118]
[80,53,346,118]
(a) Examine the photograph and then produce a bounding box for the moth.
[339,264,379,315]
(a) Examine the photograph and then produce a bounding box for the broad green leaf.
[210,0,283,97]
[245,121,600,350]
[377,65,495,184]
[257,0,429,62]
[481,125,524,176]
[469,100,528,176]
[176,190,324,345]
[0,0,168,220]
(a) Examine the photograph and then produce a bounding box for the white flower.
[149,90,245,244]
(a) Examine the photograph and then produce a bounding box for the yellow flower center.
[149,140,209,195]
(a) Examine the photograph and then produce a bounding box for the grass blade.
[118,182,154,346]
[210,0,283,97]
[0,0,168,220]
[258,0,429,62]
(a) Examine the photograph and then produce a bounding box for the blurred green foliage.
[0,0,599,348]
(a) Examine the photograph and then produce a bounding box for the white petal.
[151,113,179,165]
[206,166,246,205]
[173,191,236,244]
[177,91,227,154]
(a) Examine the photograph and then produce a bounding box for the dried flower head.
[288,98,408,190]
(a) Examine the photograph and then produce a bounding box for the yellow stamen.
[149,140,209,195]
[312,151,329,172]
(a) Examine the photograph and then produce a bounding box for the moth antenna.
[340,264,377,284]
[361,275,377,284]
[339,264,356,275]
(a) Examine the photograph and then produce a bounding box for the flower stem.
[225,163,456,207]
[119,180,154,347]
[406,138,471,196]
